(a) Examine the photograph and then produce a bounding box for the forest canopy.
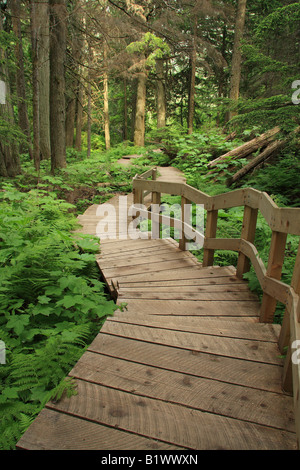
[0,0,299,178]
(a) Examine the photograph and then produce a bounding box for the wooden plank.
[88,333,284,393]
[101,323,283,365]
[99,258,198,279]
[70,352,295,432]
[119,276,247,288]
[108,313,281,342]
[120,282,250,292]
[99,244,178,260]
[117,289,258,302]
[260,231,288,323]
[99,237,175,253]
[106,266,236,284]
[47,380,296,450]
[98,250,196,270]
[116,299,260,317]
[236,206,258,279]
[16,408,182,450]
[202,210,218,267]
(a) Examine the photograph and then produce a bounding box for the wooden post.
[236,206,258,279]
[151,168,157,204]
[259,231,287,323]
[151,191,161,240]
[179,196,188,251]
[280,242,300,393]
[202,209,218,266]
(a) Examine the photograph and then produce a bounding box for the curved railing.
[132,167,300,448]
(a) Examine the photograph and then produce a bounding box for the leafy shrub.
[0,187,117,449]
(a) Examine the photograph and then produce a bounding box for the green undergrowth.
[0,187,119,449]
[141,126,299,325]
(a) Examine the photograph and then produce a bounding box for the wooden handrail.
[132,169,300,448]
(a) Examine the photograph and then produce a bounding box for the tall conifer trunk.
[49,0,67,172]
[228,0,247,121]
[156,58,166,129]
[10,0,33,158]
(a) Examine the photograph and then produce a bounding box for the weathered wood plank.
[47,380,296,450]
[116,298,260,317]
[16,408,182,450]
[119,275,246,288]
[88,333,284,393]
[99,257,199,279]
[118,289,258,302]
[100,322,283,365]
[108,313,280,342]
[70,352,295,432]
[105,266,236,284]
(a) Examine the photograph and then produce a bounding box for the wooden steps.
[16,167,297,451]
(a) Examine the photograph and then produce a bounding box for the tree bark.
[0,11,21,177]
[30,0,40,171]
[228,0,247,121]
[37,0,51,160]
[156,58,166,129]
[208,126,281,168]
[134,67,147,147]
[103,42,110,150]
[49,0,67,172]
[123,77,128,141]
[187,18,197,135]
[10,0,33,158]
[227,126,300,186]
[75,78,83,152]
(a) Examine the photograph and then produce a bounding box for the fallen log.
[208,126,281,168]
[226,126,300,186]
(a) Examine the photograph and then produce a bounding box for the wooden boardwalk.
[16,167,297,450]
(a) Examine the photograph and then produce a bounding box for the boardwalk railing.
[132,169,300,448]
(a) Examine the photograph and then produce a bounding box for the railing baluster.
[236,206,258,279]
[179,196,189,251]
[202,209,218,266]
[281,243,300,392]
[259,231,288,323]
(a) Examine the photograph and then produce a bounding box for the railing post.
[236,206,258,279]
[151,191,161,239]
[202,209,218,266]
[280,243,300,393]
[259,231,287,323]
[179,196,189,251]
[151,168,157,204]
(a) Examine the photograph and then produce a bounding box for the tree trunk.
[187,18,197,135]
[75,79,83,152]
[156,58,166,129]
[123,77,128,141]
[65,97,76,148]
[0,11,21,177]
[87,43,92,157]
[228,0,247,121]
[134,67,147,147]
[10,0,33,158]
[49,0,67,172]
[30,0,40,171]
[227,127,300,186]
[103,42,110,151]
[37,0,51,160]
[208,126,281,168]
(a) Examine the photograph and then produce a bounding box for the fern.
[0,189,116,449]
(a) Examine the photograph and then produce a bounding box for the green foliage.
[0,188,117,449]
[126,32,170,69]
